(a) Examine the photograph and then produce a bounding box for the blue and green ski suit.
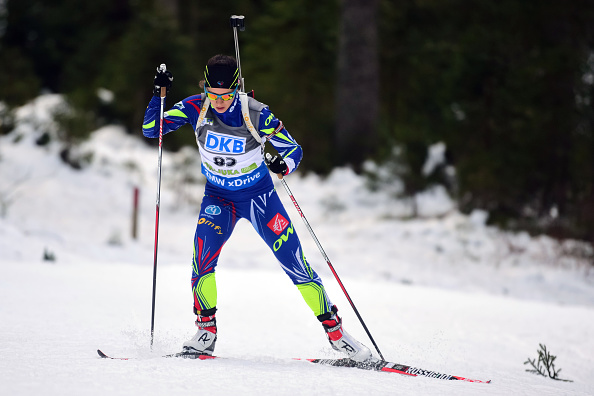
[143,93,333,317]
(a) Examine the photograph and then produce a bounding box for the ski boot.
[319,306,372,362]
[181,308,217,356]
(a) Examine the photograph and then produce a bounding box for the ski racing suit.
[142,93,334,318]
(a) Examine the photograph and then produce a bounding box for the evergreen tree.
[335,0,380,169]
[243,0,339,173]
[379,0,594,242]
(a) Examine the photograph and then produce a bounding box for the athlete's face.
[207,87,236,114]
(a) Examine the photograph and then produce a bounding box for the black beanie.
[204,65,239,89]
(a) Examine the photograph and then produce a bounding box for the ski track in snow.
[1,95,593,395]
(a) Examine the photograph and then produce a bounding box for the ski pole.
[277,175,385,361]
[229,14,384,360]
[230,15,246,92]
[150,63,167,349]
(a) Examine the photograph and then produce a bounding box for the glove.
[153,66,173,96]
[265,153,288,176]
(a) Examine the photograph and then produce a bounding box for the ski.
[97,349,216,360]
[97,349,131,360]
[301,358,490,383]
[98,350,489,383]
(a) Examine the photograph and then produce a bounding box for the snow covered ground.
[1,95,594,395]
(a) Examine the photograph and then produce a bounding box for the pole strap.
[239,92,263,144]
[196,96,211,133]
[238,92,285,145]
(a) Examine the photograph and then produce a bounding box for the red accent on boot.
[196,315,217,334]
[322,318,343,341]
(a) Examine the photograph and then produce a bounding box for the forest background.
[1,0,594,248]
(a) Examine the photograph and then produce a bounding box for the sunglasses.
[205,86,238,101]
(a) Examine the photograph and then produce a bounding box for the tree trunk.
[335,0,379,169]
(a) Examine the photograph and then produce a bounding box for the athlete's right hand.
[153,65,173,96]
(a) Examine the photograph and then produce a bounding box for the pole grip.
[230,15,245,30]
[159,63,167,98]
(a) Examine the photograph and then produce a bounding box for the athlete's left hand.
[265,153,288,176]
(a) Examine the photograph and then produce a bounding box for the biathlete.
[142,54,372,362]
